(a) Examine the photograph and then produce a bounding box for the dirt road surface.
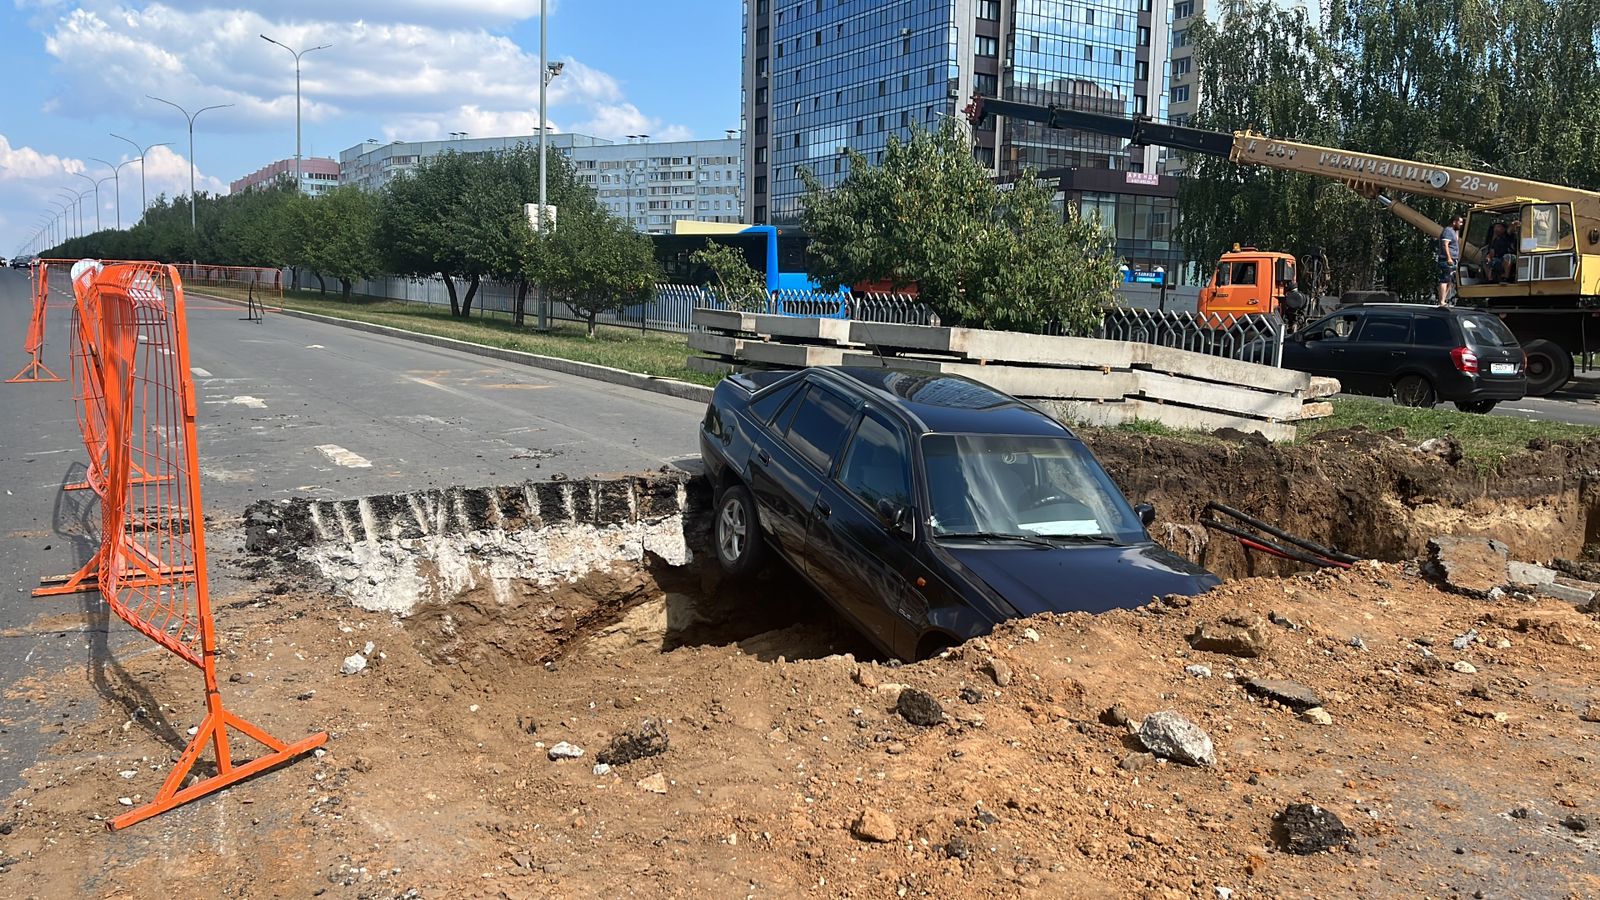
[2,551,1598,898]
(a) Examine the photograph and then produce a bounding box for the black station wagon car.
[698,366,1219,660]
[1282,303,1526,412]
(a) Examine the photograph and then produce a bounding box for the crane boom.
[973,95,1600,216]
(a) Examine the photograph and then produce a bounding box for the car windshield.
[1460,313,1518,349]
[921,434,1146,543]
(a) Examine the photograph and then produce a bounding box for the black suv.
[699,367,1218,660]
[1283,304,1526,412]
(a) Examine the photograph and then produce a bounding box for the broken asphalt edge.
[194,293,716,406]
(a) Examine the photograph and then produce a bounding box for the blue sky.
[0,1,742,256]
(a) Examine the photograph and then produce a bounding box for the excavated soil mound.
[1083,428,1600,579]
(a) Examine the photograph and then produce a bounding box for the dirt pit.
[7,437,1600,898]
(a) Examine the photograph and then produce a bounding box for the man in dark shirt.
[1483,221,1516,283]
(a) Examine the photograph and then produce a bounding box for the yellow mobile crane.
[970,95,1600,395]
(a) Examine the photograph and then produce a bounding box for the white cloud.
[35,3,695,147]
[1,133,226,229]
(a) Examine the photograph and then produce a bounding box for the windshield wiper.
[935,531,1057,548]
[1033,534,1120,545]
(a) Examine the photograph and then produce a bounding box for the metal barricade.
[1102,308,1286,367]
[54,262,325,828]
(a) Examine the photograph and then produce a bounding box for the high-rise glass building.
[741,0,1169,226]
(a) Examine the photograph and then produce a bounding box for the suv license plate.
[1490,363,1516,375]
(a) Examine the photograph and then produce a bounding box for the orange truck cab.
[1198,248,1299,319]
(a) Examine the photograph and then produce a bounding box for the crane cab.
[1457,202,1592,299]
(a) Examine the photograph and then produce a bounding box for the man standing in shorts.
[1438,215,1463,305]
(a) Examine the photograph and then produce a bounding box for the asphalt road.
[0,266,705,798]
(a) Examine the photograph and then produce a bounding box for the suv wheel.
[1454,400,1497,414]
[714,484,765,577]
[1392,374,1437,408]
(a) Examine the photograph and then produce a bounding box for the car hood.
[939,542,1219,616]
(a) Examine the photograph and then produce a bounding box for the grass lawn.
[1293,396,1600,466]
[196,286,717,387]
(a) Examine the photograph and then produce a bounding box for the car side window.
[837,413,911,513]
[783,384,857,472]
[1355,314,1411,343]
[1311,313,1360,342]
[1411,315,1454,347]
[750,381,800,424]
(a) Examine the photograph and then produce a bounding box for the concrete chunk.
[1508,561,1558,587]
[1426,535,1511,598]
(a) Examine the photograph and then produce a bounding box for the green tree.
[527,203,658,337]
[800,121,1118,334]
[289,186,382,299]
[690,243,768,312]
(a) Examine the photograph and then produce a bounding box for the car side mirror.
[876,498,912,536]
[1133,502,1156,527]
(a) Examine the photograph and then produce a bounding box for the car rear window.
[1356,313,1410,343]
[1460,314,1519,349]
[750,380,800,423]
[1411,314,1455,346]
[784,385,857,472]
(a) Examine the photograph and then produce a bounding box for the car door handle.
[1390,350,1406,357]
[756,448,771,465]
[1331,348,1346,355]
[815,500,832,518]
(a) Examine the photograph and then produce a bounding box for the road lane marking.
[202,395,267,408]
[190,367,213,378]
[316,444,372,468]
[306,344,325,349]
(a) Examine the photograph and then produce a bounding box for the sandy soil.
[3,551,1599,899]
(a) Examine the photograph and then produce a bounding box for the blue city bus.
[651,226,831,293]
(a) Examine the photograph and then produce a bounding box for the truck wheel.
[1521,339,1572,397]
[1392,374,1437,408]
[714,484,765,578]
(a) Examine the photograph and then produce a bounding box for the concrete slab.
[738,341,846,367]
[1141,344,1312,394]
[1038,398,1298,442]
[837,352,1140,401]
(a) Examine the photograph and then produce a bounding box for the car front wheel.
[1392,374,1437,408]
[714,484,765,577]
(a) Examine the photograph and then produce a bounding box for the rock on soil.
[339,654,367,676]
[1300,707,1333,726]
[982,657,1013,687]
[596,718,669,766]
[1137,710,1215,766]
[1426,535,1511,598]
[635,773,668,794]
[851,807,896,843]
[1243,677,1322,712]
[547,742,584,760]
[1187,615,1271,658]
[1276,803,1354,855]
[896,688,945,726]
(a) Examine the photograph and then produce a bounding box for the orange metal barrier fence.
[172,263,284,312]
[5,262,65,383]
[37,261,325,828]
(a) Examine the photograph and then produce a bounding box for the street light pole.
[537,0,564,330]
[90,157,137,229]
[110,134,172,223]
[261,34,332,195]
[55,192,79,239]
[148,95,234,230]
[73,171,102,231]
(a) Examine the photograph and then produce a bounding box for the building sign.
[1124,172,1160,186]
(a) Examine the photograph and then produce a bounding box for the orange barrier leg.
[109,705,327,830]
[6,357,64,383]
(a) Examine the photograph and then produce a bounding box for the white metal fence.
[286,269,1277,365]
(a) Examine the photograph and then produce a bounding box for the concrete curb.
[195,293,715,405]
